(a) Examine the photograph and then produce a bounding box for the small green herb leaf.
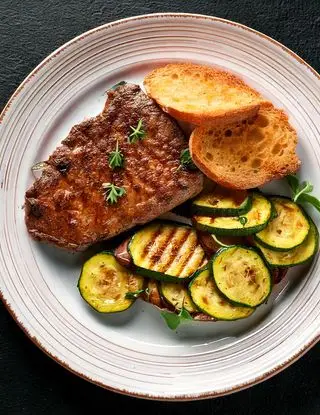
[161,311,181,330]
[125,289,145,300]
[293,181,313,202]
[179,307,193,322]
[108,141,124,169]
[128,119,146,143]
[298,194,320,213]
[286,174,299,194]
[108,81,126,91]
[161,306,193,330]
[179,148,198,171]
[102,183,126,205]
[286,174,320,213]
[237,216,248,226]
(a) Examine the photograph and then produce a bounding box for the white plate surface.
[0,13,319,400]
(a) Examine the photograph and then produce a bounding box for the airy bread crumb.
[189,103,301,189]
[144,63,268,125]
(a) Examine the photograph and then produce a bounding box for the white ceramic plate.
[0,13,319,401]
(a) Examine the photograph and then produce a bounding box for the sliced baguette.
[189,104,301,189]
[144,63,268,125]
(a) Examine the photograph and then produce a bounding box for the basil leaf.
[161,311,181,330]
[179,307,193,322]
[161,307,193,330]
[286,174,320,215]
[286,174,299,194]
[299,194,320,213]
[294,181,313,202]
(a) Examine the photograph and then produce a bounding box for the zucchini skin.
[128,264,193,283]
[188,266,255,320]
[191,194,252,217]
[194,220,268,237]
[78,251,144,313]
[128,220,206,282]
[254,234,308,252]
[256,217,319,268]
[160,281,198,313]
[254,196,310,252]
[211,246,272,308]
[193,193,272,236]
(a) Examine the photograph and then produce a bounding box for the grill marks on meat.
[25,84,203,250]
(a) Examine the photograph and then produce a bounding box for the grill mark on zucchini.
[147,227,177,270]
[142,226,176,268]
[176,233,198,276]
[180,245,206,277]
[166,230,198,277]
[129,222,206,281]
[160,228,192,274]
[152,227,191,273]
[140,225,162,259]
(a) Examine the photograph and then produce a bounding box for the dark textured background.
[1,1,319,414]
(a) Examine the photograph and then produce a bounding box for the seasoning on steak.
[25,83,203,251]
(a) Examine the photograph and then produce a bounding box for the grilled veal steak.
[25,83,203,251]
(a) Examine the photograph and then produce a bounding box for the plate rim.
[1,12,319,122]
[0,12,319,401]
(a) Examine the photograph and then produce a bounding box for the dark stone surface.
[0,0,319,413]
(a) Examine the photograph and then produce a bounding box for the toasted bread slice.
[189,104,301,189]
[144,63,267,125]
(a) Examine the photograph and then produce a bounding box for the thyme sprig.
[102,183,126,205]
[108,141,124,169]
[128,119,146,144]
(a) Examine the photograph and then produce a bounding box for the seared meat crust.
[25,84,203,250]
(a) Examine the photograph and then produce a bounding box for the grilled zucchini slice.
[212,246,271,307]
[192,186,252,216]
[78,252,144,313]
[128,221,207,282]
[256,218,319,268]
[194,192,272,236]
[160,282,198,313]
[255,197,310,251]
[189,267,255,320]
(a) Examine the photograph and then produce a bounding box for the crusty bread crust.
[190,103,301,189]
[165,103,261,127]
[144,63,268,125]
